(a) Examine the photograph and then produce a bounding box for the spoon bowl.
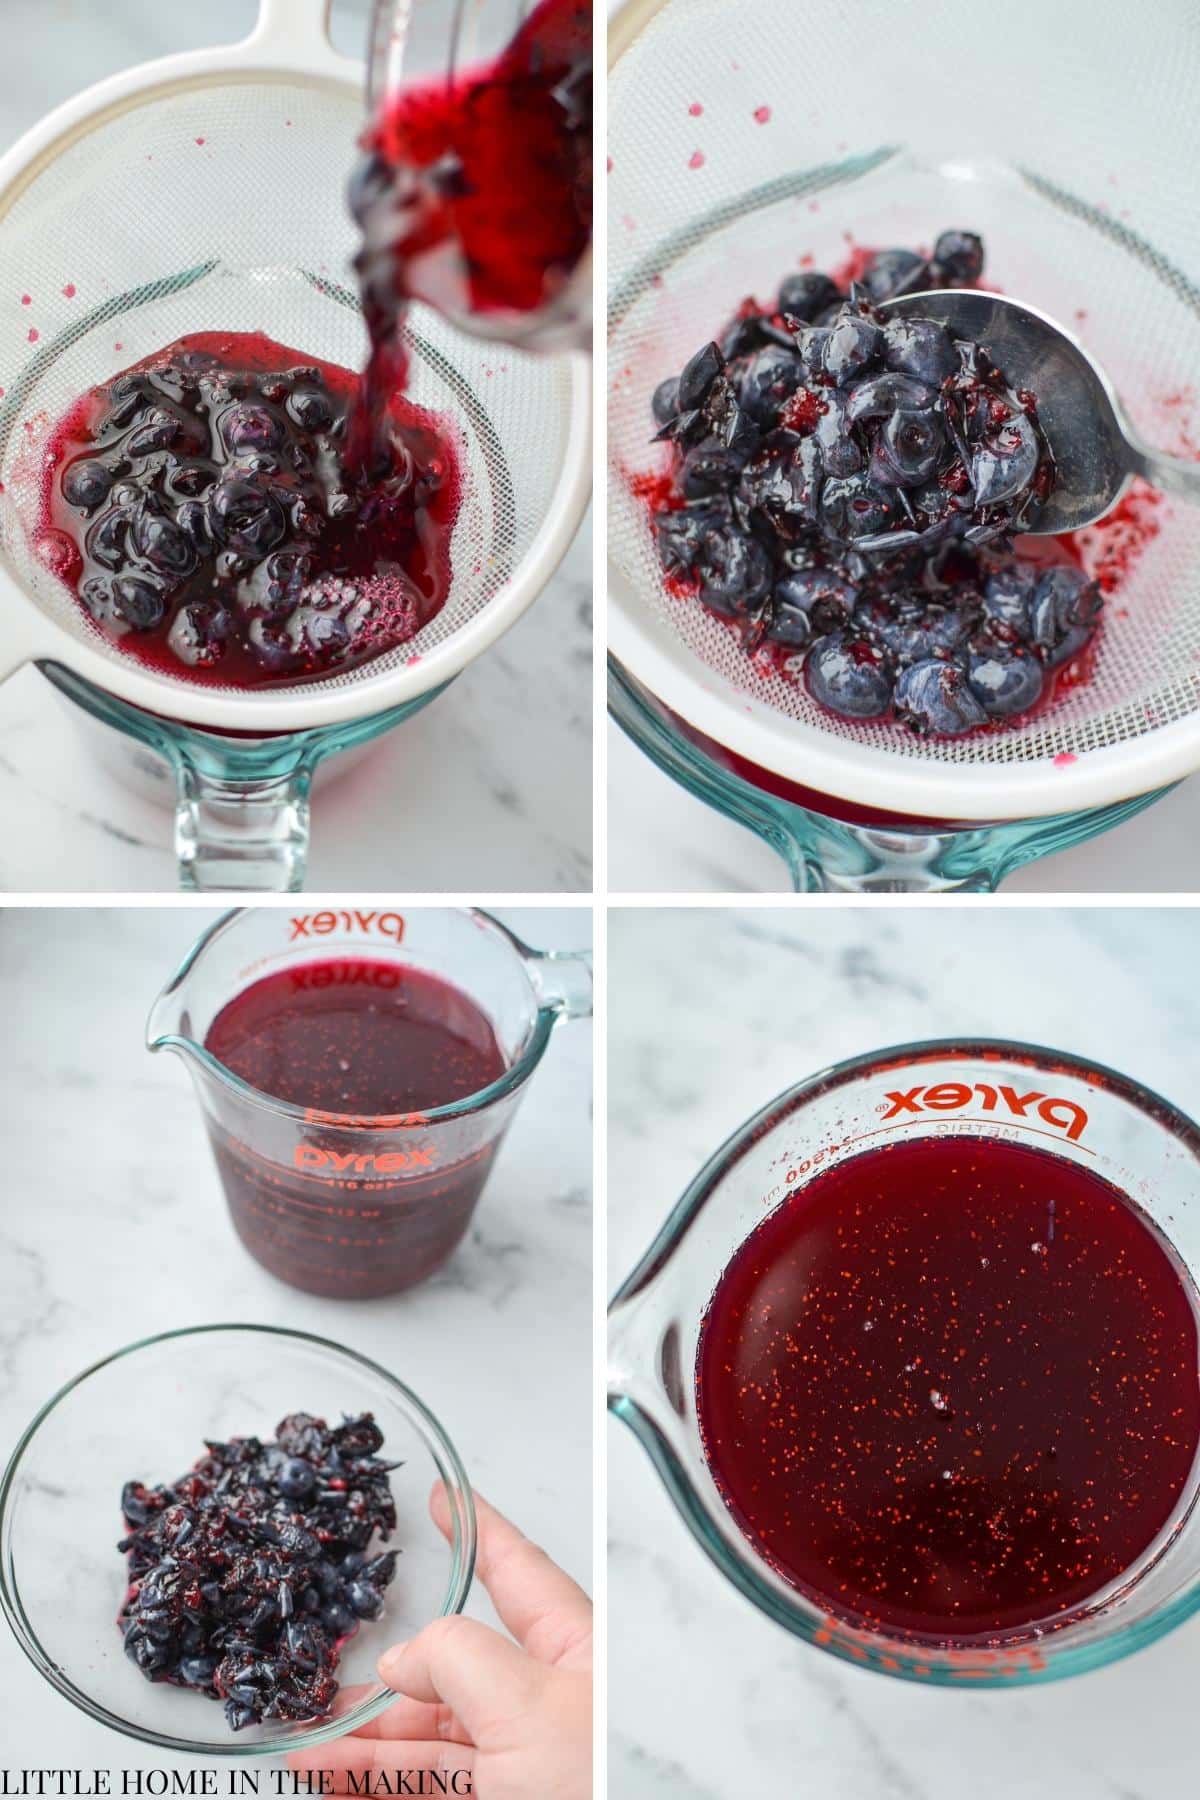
[881,289,1200,533]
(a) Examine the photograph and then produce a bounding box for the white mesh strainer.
[607,0,1200,822]
[0,0,590,733]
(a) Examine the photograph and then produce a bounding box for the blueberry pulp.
[118,1411,401,1733]
[646,231,1104,736]
[39,333,457,687]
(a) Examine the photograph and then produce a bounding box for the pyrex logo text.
[289,909,405,943]
[879,1082,1088,1141]
[295,1145,435,1174]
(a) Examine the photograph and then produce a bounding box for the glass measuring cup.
[608,1039,1200,1685]
[149,907,591,1298]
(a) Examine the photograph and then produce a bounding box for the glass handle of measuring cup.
[173,756,312,893]
[524,946,594,1022]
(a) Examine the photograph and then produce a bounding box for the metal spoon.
[880,289,1200,534]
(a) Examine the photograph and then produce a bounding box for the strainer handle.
[174,760,313,893]
[243,0,349,73]
[1123,434,1200,508]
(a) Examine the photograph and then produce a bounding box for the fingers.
[338,1689,471,1746]
[430,1483,593,1668]
[379,1615,546,1743]
[286,1737,475,1793]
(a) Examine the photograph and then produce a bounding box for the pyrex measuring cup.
[149,907,591,1298]
[608,1039,1200,1685]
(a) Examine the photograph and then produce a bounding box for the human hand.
[286,1484,592,1798]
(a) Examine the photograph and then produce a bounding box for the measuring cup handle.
[525,947,594,1021]
[174,758,312,893]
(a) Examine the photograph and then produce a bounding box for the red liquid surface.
[696,1135,1200,1639]
[204,959,507,1299]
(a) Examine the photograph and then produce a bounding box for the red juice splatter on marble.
[203,959,507,1299]
[696,1135,1200,1638]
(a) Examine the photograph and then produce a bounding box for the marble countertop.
[0,0,591,894]
[609,721,1200,894]
[608,906,1200,1800]
[0,903,591,1770]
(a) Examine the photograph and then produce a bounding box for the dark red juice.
[696,1135,1200,1639]
[203,958,507,1299]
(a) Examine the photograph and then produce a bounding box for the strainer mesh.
[0,76,573,701]
[608,0,1200,766]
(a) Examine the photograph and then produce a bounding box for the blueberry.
[966,646,1045,716]
[651,501,727,580]
[878,409,944,485]
[769,567,859,646]
[168,600,231,668]
[932,229,985,286]
[179,1656,218,1689]
[971,411,1039,508]
[881,317,957,386]
[167,461,217,500]
[222,403,283,454]
[320,1603,357,1637]
[697,528,772,615]
[777,271,841,322]
[793,325,830,379]
[103,375,151,431]
[844,372,937,425]
[894,657,988,734]
[132,502,196,580]
[84,506,132,573]
[209,477,286,557]
[126,408,182,457]
[651,376,681,425]
[737,346,804,425]
[822,310,883,385]
[679,444,742,498]
[1030,566,1102,667]
[860,248,929,303]
[61,459,114,512]
[806,632,892,718]
[859,598,972,665]
[820,473,897,542]
[112,574,166,630]
[810,391,864,478]
[287,388,335,434]
[981,563,1038,638]
[277,1458,316,1502]
[346,1580,385,1621]
[676,341,724,411]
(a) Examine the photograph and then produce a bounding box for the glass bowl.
[608,1039,1200,1685]
[0,1323,475,1754]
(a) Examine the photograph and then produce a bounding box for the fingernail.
[378,1641,409,1686]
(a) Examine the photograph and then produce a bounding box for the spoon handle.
[1123,433,1200,507]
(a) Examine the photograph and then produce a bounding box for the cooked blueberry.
[209,477,287,556]
[982,564,1038,638]
[222,403,284,454]
[878,409,944,485]
[133,503,196,580]
[970,411,1039,508]
[861,248,929,302]
[845,372,937,425]
[771,567,859,644]
[737,345,804,424]
[61,459,114,511]
[112,574,166,630]
[821,310,883,385]
[806,632,892,718]
[777,271,841,322]
[1030,566,1102,667]
[859,597,973,664]
[820,474,897,542]
[278,1458,317,1501]
[677,341,725,411]
[881,317,957,386]
[680,444,742,497]
[168,599,231,668]
[966,646,1045,716]
[894,657,988,734]
[932,229,985,285]
[85,507,132,572]
[697,528,772,614]
[287,388,335,434]
[652,376,681,425]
